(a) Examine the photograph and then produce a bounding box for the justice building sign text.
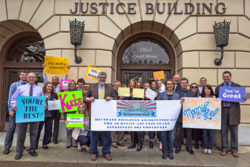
[70,2,227,15]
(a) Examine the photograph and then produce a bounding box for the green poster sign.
[58,91,83,113]
[66,114,84,128]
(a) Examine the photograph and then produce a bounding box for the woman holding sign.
[157,79,180,160]
[36,82,58,149]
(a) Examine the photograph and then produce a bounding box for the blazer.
[87,83,118,100]
[45,92,58,118]
[215,81,241,125]
[157,91,180,100]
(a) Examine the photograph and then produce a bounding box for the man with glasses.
[3,71,27,155]
[199,77,207,93]
[11,72,44,160]
[87,71,117,161]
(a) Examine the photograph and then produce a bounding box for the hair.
[76,102,87,115]
[189,83,199,95]
[223,71,232,77]
[165,79,175,90]
[68,80,77,91]
[200,77,207,81]
[18,70,28,76]
[173,74,180,78]
[128,78,138,88]
[77,78,85,85]
[150,80,157,89]
[114,80,121,84]
[52,76,59,80]
[180,77,189,84]
[143,82,150,87]
[98,71,107,78]
[27,72,37,77]
[200,84,214,97]
[43,82,54,94]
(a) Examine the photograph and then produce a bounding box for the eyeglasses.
[191,86,198,88]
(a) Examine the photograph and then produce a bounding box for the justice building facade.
[0,0,250,144]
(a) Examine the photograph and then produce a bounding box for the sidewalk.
[0,132,250,167]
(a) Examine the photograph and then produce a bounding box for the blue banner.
[16,96,46,123]
[219,87,246,102]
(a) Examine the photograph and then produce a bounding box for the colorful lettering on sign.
[58,91,83,113]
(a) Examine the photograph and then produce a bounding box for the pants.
[175,121,192,150]
[52,112,61,142]
[90,131,112,156]
[148,132,162,142]
[64,113,77,147]
[16,122,39,154]
[77,135,90,146]
[130,132,144,145]
[36,117,53,147]
[221,108,238,152]
[161,130,174,154]
[4,116,16,150]
[111,131,124,144]
[202,129,214,149]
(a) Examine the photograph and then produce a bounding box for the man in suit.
[199,77,207,93]
[215,71,247,158]
[173,74,181,92]
[87,71,117,161]
[175,78,196,155]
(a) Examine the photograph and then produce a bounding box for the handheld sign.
[16,96,45,123]
[61,79,72,91]
[219,87,246,102]
[48,100,61,110]
[58,91,83,113]
[118,87,130,97]
[153,71,164,80]
[145,88,157,100]
[66,114,84,128]
[132,88,145,98]
[44,56,69,75]
[84,66,102,80]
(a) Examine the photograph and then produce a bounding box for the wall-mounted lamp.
[69,19,85,64]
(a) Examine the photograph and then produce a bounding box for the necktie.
[29,85,33,96]
[224,83,229,107]
[100,85,104,99]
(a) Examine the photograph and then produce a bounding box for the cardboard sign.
[145,88,158,100]
[153,71,164,80]
[61,79,72,91]
[118,87,130,97]
[132,88,145,98]
[219,87,246,102]
[66,114,84,128]
[183,98,221,130]
[16,96,46,123]
[58,91,84,113]
[84,66,102,80]
[44,56,69,75]
[48,100,61,110]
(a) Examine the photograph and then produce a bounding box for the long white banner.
[91,100,181,131]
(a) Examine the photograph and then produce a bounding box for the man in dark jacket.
[215,71,247,158]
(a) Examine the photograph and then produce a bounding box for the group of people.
[2,66,246,161]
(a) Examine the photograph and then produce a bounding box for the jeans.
[77,135,90,146]
[202,129,214,149]
[90,131,112,156]
[4,116,16,150]
[149,132,162,142]
[36,117,53,147]
[161,130,174,154]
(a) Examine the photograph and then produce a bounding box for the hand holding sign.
[153,71,164,80]
[145,88,157,100]
[66,114,84,128]
[118,87,130,97]
[219,87,246,102]
[84,66,102,80]
[132,88,145,98]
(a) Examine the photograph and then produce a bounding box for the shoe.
[220,151,227,156]
[207,149,212,154]
[91,154,97,161]
[136,144,142,152]
[3,149,10,154]
[195,144,199,149]
[162,154,167,159]
[66,145,71,149]
[175,147,180,153]
[127,143,136,149]
[168,154,174,160]
[15,153,22,160]
[117,142,125,146]
[203,148,208,154]
[77,144,82,152]
[112,144,119,148]
[53,140,58,144]
[105,154,112,161]
[29,150,38,157]
[232,152,239,158]
[43,145,49,150]
[149,141,153,149]
[186,149,194,155]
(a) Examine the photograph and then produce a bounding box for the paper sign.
[118,87,130,97]
[16,96,46,123]
[219,87,246,102]
[153,71,164,80]
[58,91,83,113]
[44,56,69,75]
[48,100,61,110]
[183,98,221,130]
[132,88,145,98]
[61,79,72,91]
[84,66,102,80]
[145,88,158,100]
[66,114,84,128]
[91,100,181,131]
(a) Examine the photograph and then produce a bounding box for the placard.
[91,100,181,131]
[118,87,130,97]
[16,96,46,123]
[153,71,164,80]
[132,88,144,98]
[84,66,102,80]
[145,88,158,100]
[48,100,61,110]
[58,91,83,113]
[183,98,221,130]
[60,79,72,91]
[66,114,84,128]
[44,56,69,75]
[219,87,246,102]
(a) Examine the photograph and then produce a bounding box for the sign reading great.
[219,87,246,103]
[70,2,227,15]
